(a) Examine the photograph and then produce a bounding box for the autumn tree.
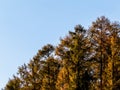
[4,16,120,90]
[89,16,120,90]
[5,76,21,90]
[56,25,93,90]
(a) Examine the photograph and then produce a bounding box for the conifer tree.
[41,57,60,90]
[56,25,92,90]
[89,16,120,90]
[5,76,21,90]
[4,16,120,90]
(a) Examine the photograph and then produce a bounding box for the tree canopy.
[4,16,120,90]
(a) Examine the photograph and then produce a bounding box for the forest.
[3,16,120,90]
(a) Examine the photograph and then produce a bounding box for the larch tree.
[56,25,92,90]
[4,16,120,90]
[89,16,120,90]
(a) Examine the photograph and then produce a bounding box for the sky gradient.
[0,0,120,89]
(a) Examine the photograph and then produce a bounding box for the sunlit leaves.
[4,16,120,90]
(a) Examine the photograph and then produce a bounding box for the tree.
[41,57,60,90]
[4,44,57,90]
[4,16,120,90]
[5,76,21,90]
[56,25,92,90]
[89,16,120,90]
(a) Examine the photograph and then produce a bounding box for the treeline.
[4,16,120,90]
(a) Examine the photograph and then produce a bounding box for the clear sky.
[0,0,120,89]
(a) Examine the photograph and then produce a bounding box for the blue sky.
[0,0,120,88]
